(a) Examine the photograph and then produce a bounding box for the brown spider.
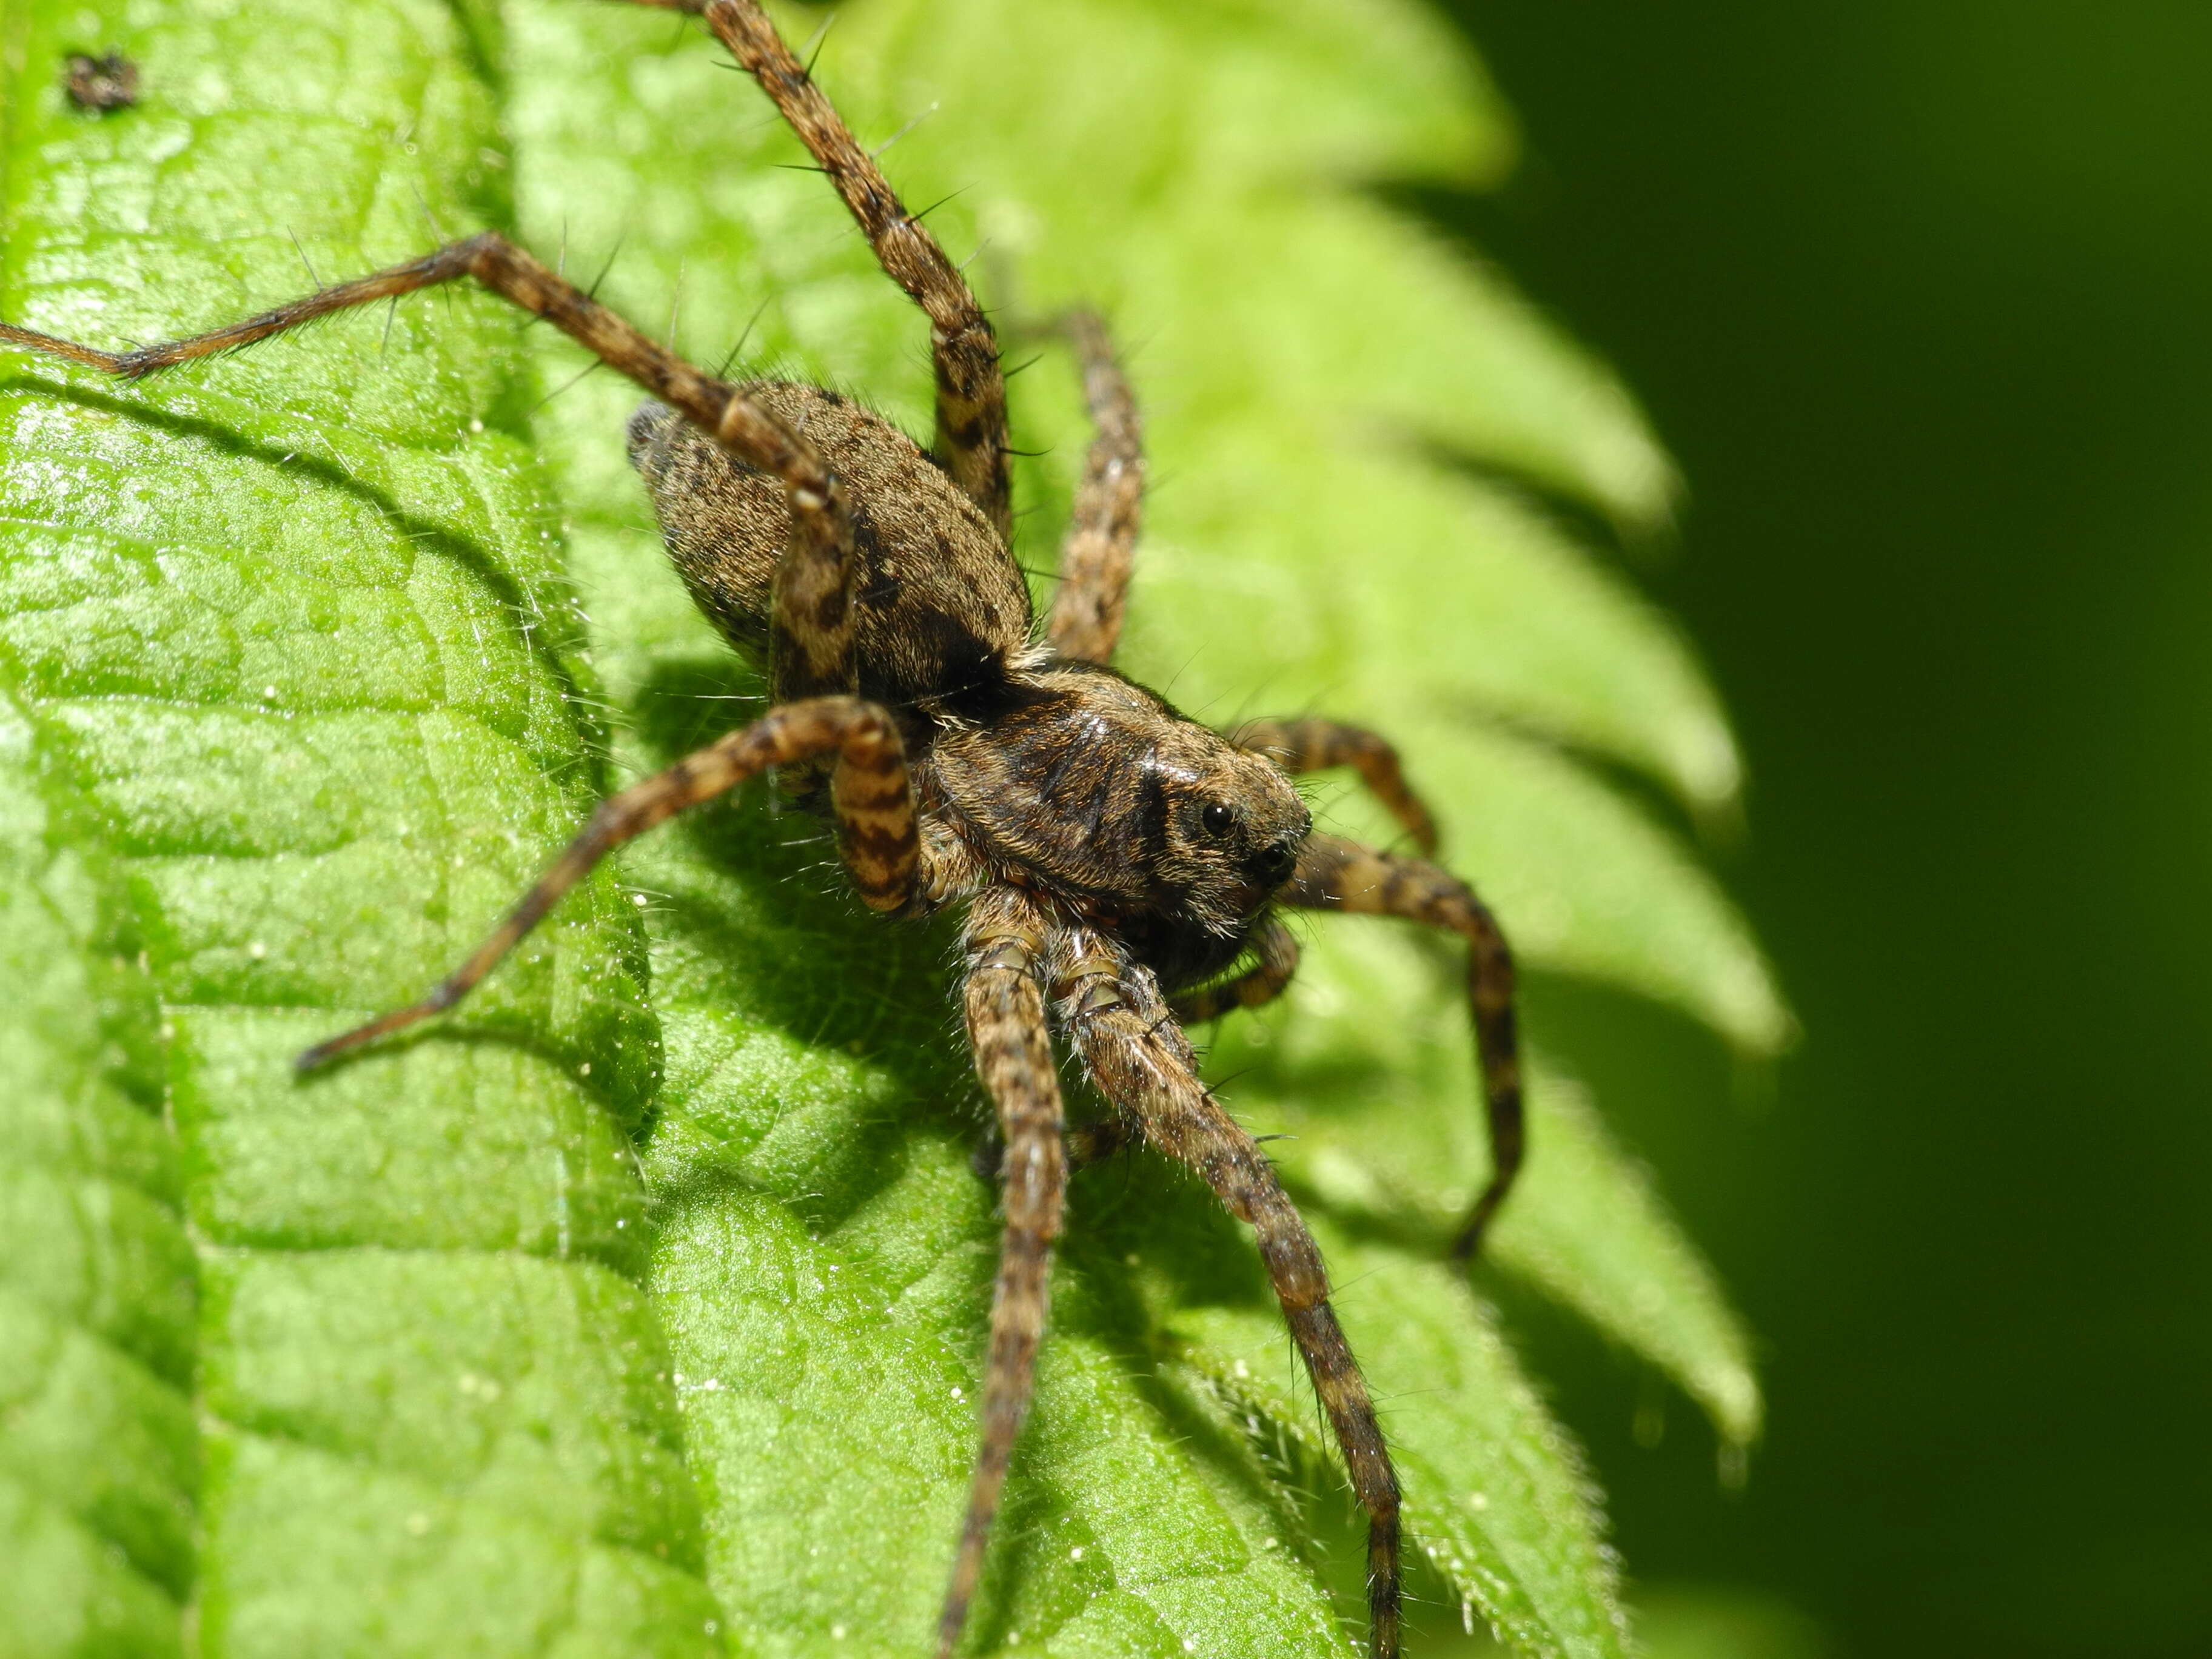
[1,2,1521,1652]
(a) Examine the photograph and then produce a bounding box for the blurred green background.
[1417,2,2212,1655]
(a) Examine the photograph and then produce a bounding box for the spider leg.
[1285,834,1520,1264]
[1232,717,1439,856]
[1054,927,1403,1659]
[295,695,916,1070]
[1,232,868,696]
[635,0,1014,540]
[1040,310,1145,664]
[942,886,1068,1658]
[1168,915,1301,1023]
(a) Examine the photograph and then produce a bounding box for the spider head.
[935,664,1310,948]
[1156,742,1312,930]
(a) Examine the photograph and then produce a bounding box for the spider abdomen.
[628,383,1033,712]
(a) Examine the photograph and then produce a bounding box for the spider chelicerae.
[2,2,1524,1652]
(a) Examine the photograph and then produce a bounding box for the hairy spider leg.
[1168,914,1302,1024]
[0,230,881,700]
[1287,834,1521,1264]
[1056,926,1404,1659]
[631,0,1015,540]
[1232,716,1441,856]
[943,888,1068,1659]
[295,697,917,1070]
[1041,309,1146,664]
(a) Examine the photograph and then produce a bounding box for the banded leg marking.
[638,0,1013,539]
[1233,716,1438,856]
[1287,834,1521,1262]
[1043,309,1145,665]
[297,697,916,1070]
[1054,929,1403,1659]
[0,230,864,700]
[940,886,1067,1658]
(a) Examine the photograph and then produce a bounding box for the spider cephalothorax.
[629,383,1315,984]
[0,2,1521,1654]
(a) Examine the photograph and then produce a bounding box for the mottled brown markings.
[628,386,1029,717]
[685,0,1014,540]
[929,663,1310,979]
[1054,928,1403,1658]
[0,2,1533,1651]
[1287,834,1523,1262]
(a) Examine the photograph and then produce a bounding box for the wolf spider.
[2,1,1523,1652]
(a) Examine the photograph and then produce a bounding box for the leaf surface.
[0,674,194,1658]
[510,0,1772,1649]
[1,2,712,1653]
[1203,923,1761,1448]
[1,0,1781,1654]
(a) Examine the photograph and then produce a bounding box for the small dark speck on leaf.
[65,50,139,112]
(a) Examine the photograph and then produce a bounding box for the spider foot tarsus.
[1057,929,1405,1658]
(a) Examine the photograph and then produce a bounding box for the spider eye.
[1200,802,1235,837]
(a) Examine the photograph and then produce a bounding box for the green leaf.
[1202,922,1761,1447]
[2,0,1785,1654]
[1170,1223,1631,1659]
[0,675,195,1658]
[631,817,1350,1655]
[2,2,711,1654]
